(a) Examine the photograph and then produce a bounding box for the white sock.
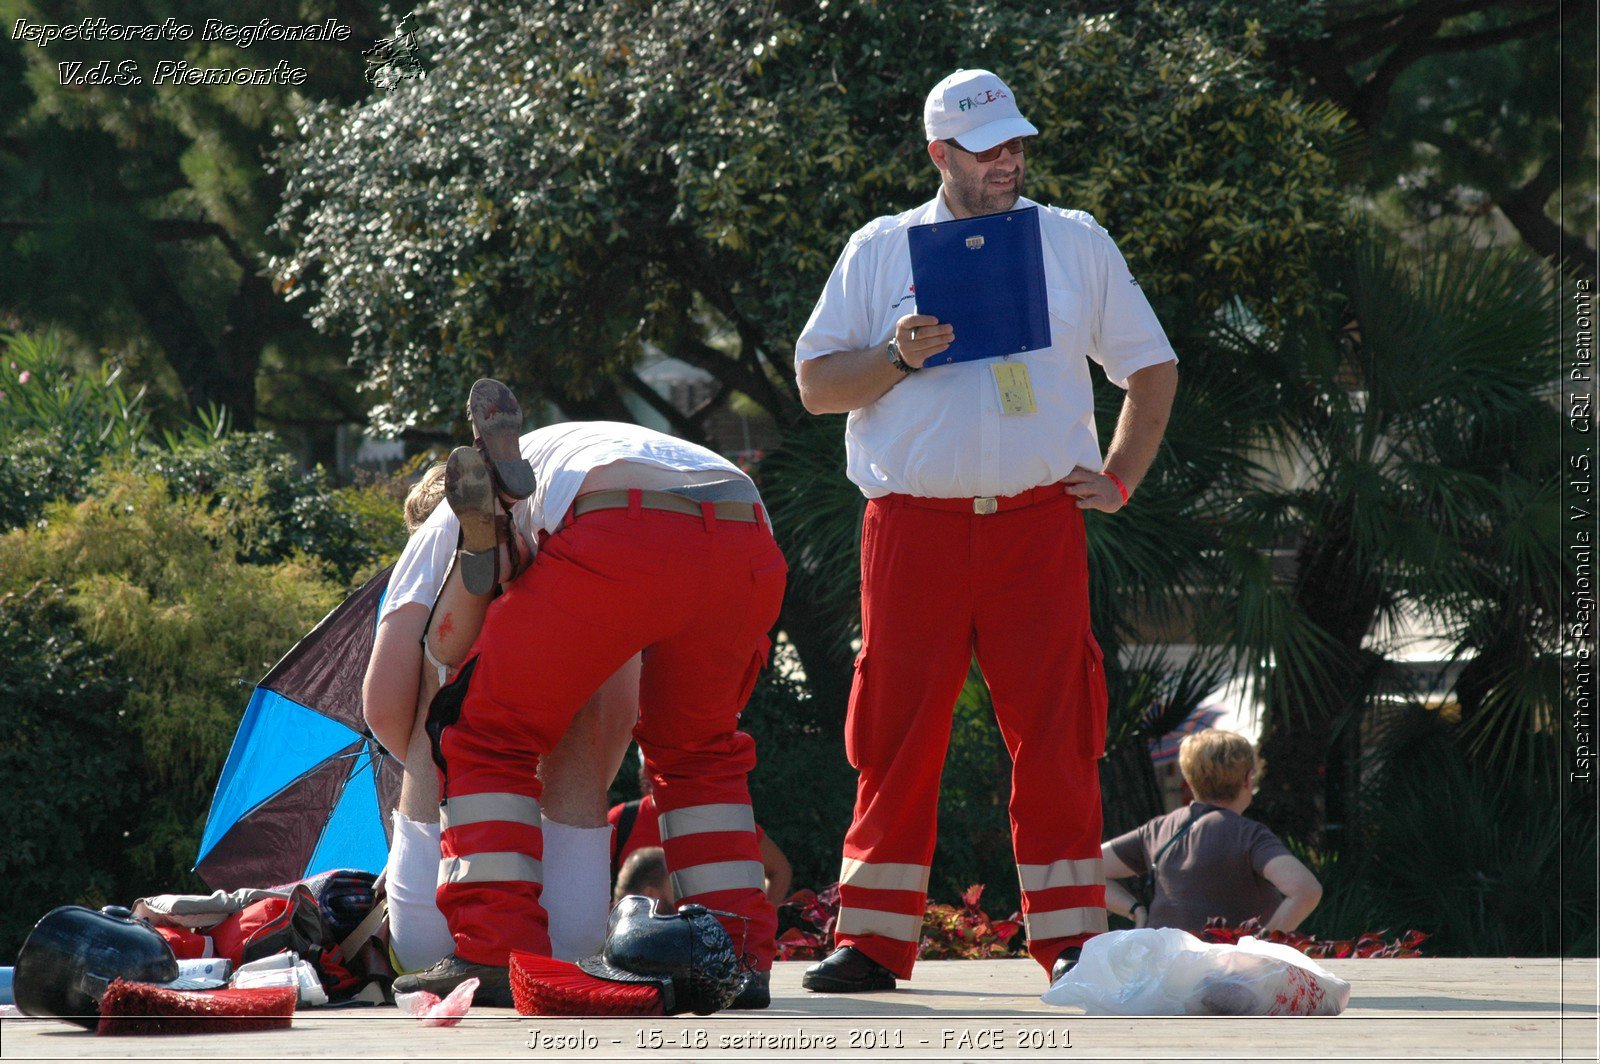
[540,819,613,961]
[386,812,455,973]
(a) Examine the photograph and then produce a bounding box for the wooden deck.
[2,957,1595,1063]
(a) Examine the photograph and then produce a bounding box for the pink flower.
[17,370,30,384]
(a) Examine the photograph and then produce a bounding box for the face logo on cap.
[957,88,1010,112]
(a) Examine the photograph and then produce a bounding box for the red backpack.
[208,884,327,968]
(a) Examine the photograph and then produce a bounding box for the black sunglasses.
[945,136,1032,163]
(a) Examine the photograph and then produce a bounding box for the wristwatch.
[887,336,918,374]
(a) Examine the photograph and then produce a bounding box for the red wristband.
[1104,471,1130,505]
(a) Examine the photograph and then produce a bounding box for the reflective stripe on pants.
[835,493,1108,980]
[437,505,786,967]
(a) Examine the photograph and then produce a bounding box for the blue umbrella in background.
[1146,704,1226,767]
[196,567,401,890]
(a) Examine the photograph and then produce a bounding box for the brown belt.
[570,489,763,524]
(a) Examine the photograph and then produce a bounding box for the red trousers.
[435,500,786,968]
[836,488,1108,979]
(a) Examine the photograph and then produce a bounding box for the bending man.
[393,414,787,1007]
[364,381,639,970]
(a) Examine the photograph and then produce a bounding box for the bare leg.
[395,555,494,819]
[540,654,642,826]
[391,553,639,965]
[539,655,641,960]
[387,554,496,969]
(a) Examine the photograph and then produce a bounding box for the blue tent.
[195,567,402,890]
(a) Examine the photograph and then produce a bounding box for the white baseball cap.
[923,69,1038,151]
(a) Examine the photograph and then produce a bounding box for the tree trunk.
[214,270,278,430]
[1252,515,1383,849]
[127,251,273,430]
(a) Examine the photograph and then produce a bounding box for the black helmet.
[576,896,744,1015]
[14,906,180,1029]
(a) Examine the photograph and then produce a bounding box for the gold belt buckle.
[973,496,998,515]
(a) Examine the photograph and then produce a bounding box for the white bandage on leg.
[386,811,455,973]
[540,818,614,962]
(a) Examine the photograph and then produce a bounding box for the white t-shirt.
[380,421,747,621]
[794,194,1177,499]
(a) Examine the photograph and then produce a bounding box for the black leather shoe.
[1049,945,1082,983]
[392,953,513,1008]
[801,946,895,993]
[730,970,770,1009]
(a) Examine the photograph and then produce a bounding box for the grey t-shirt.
[1107,802,1291,933]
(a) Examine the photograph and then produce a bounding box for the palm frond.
[758,414,864,646]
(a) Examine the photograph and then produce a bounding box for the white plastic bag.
[1041,928,1350,1016]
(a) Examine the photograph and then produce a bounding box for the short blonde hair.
[1177,728,1256,802]
[402,462,448,534]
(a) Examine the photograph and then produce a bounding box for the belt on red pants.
[570,488,765,524]
[880,481,1067,515]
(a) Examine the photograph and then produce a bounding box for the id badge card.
[993,361,1038,415]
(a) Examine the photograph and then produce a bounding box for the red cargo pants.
[434,497,787,968]
[835,487,1108,979]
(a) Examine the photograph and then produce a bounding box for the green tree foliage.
[0,0,387,431]
[133,431,407,585]
[738,669,858,898]
[0,337,407,926]
[274,0,1348,436]
[1216,233,1564,843]
[1276,0,1595,276]
[1301,709,1594,957]
[1,331,408,579]
[0,331,148,529]
[1364,18,1595,278]
[0,582,142,957]
[0,472,346,891]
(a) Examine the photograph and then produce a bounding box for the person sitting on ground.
[364,380,640,973]
[1101,729,1322,935]
[614,847,676,911]
[610,749,793,906]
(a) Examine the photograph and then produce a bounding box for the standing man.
[392,418,787,1007]
[794,69,1179,991]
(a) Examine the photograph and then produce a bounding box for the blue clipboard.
[907,206,1051,367]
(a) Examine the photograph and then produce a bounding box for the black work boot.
[800,946,896,993]
[1049,945,1082,983]
[392,953,513,1008]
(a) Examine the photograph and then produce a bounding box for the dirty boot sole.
[446,446,500,595]
[467,378,536,501]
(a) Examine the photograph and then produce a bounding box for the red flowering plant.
[774,883,1026,961]
[919,885,1026,959]
[1200,917,1429,958]
[773,884,840,961]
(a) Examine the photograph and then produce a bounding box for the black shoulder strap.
[611,799,644,878]
[1151,806,1211,871]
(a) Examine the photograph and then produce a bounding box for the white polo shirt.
[381,421,747,621]
[795,194,1177,499]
